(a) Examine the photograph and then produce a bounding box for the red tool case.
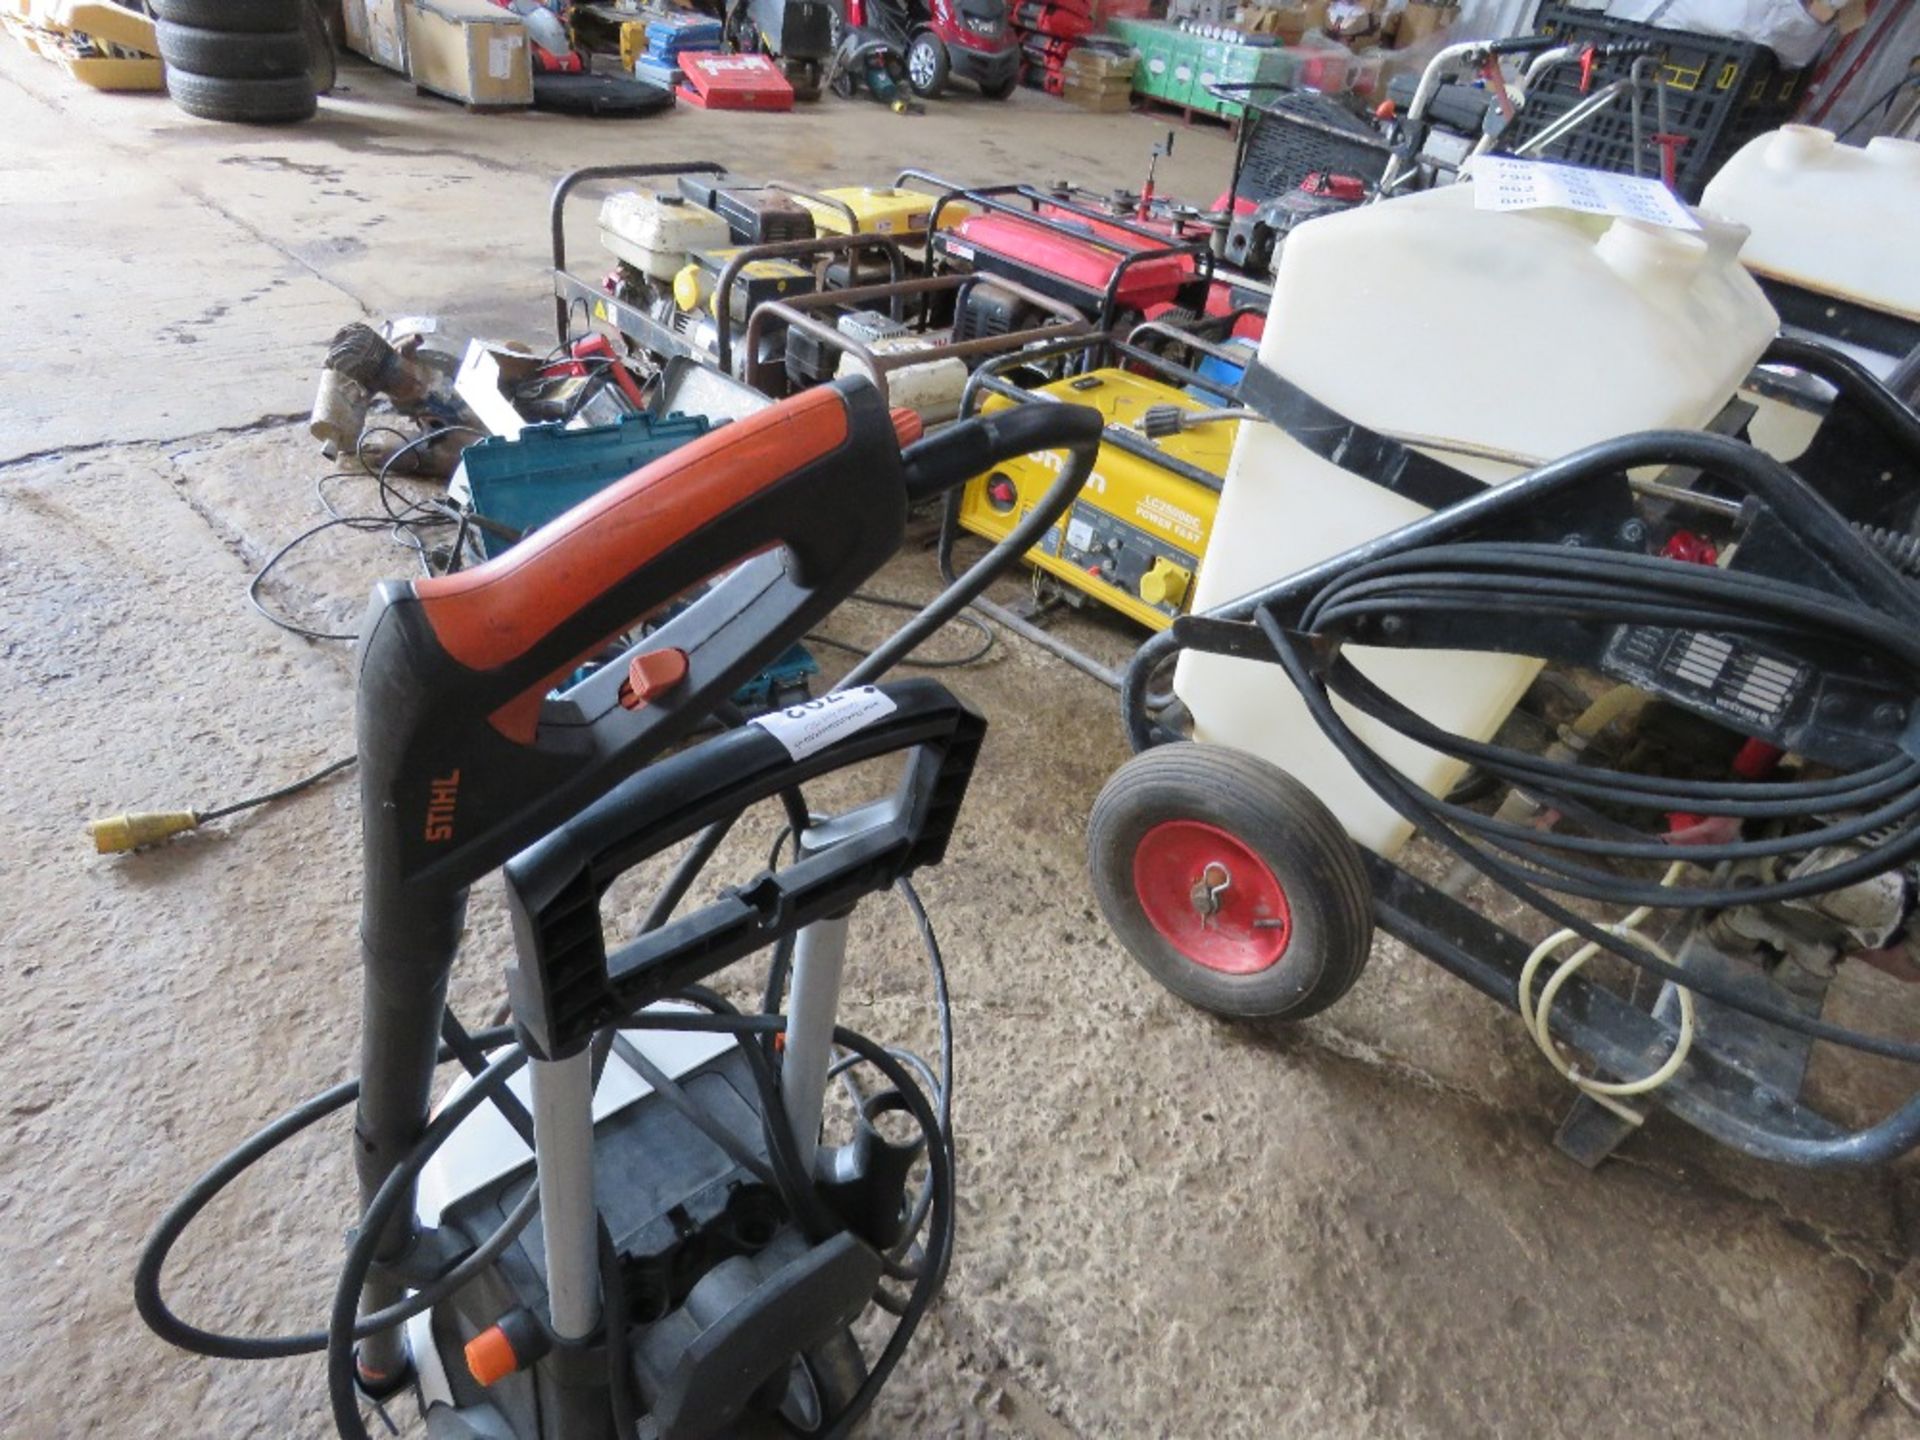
[678,53,795,111]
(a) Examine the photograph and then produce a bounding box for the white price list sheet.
[1472,155,1701,231]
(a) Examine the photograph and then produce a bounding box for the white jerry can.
[1178,182,1779,858]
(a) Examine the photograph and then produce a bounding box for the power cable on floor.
[248,424,486,642]
[806,589,996,669]
[87,755,358,854]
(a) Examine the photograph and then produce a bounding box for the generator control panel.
[1037,504,1197,615]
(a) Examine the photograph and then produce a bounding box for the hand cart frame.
[1101,343,1920,1170]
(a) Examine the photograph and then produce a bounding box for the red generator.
[918,179,1215,335]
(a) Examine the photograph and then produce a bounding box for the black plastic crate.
[1509,2,1811,201]
[1225,87,1393,203]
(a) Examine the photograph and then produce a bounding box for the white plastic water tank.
[1702,125,1920,323]
[1178,182,1778,858]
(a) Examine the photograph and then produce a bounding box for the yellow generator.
[794,185,975,239]
[796,185,935,238]
[956,368,1235,631]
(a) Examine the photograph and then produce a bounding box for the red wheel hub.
[1131,821,1291,974]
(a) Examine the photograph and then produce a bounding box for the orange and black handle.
[357,381,909,907]
[346,375,1100,1381]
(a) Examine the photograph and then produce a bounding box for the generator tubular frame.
[741,270,1089,404]
[935,328,1238,692]
[550,163,912,374]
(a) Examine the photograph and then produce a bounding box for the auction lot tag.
[1471,155,1700,231]
[751,687,898,760]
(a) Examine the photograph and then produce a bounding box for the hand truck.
[1088,343,1920,1170]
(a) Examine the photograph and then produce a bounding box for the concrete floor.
[4,40,1920,1440]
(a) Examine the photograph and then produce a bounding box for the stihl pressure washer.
[136,376,1101,1438]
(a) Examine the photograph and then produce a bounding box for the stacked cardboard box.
[1061,45,1135,112]
[1236,1,1328,44]
[1107,18,1183,106]
[1011,0,1092,94]
[1196,32,1292,116]
[1392,2,1457,48]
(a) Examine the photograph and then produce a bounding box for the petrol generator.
[954,344,1236,631]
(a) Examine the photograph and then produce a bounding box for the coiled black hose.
[1135,423,1920,1065]
[1262,537,1920,1064]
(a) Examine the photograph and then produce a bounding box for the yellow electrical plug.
[87,811,201,854]
[86,754,355,855]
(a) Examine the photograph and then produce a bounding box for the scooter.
[136,377,1103,1439]
[839,0,1018,100]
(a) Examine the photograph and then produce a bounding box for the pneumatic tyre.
[163,69,318,125]
[151,0,304,31]
[775,1330,866,1435]
[154,21,311,79]
[301,0,337,95]
[1088,742,1373,1019]
[905,32,948,97]
[981,72,1018,100]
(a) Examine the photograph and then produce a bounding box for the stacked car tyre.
[153,0,326,125]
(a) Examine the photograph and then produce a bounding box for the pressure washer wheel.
[758,1331,867,1436]
[1088,743,1373,1019]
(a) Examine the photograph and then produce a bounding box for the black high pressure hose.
[134,1025,520,1360]
[140,858,955,1440]
[321,1007,955,1440]
[1223,426,1920,1066]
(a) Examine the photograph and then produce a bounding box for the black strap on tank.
[1235,359,1486,512]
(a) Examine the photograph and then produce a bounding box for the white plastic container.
[1701,126,1920,323]
[597,190,731,282]
[1178,183,1778,858]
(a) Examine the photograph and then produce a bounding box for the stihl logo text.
[424,770,461,843]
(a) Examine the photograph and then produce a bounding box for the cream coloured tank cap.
[1766,124,1836,170]
[1595,217,1708,284]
